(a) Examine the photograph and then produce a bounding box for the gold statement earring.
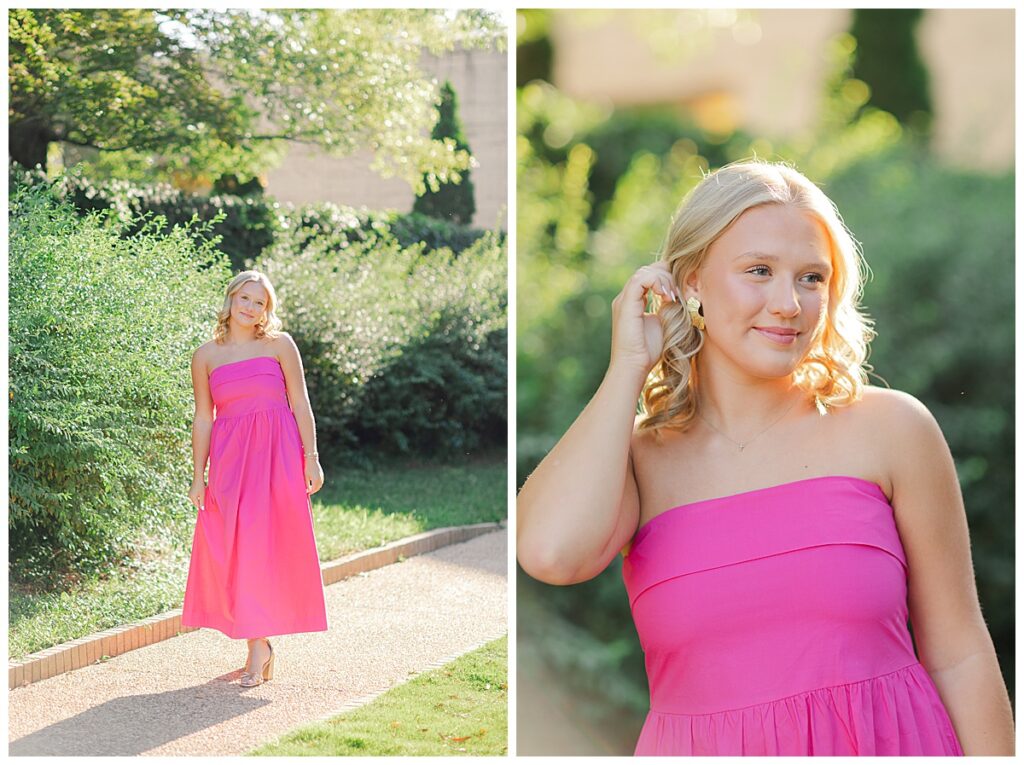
[686,297,706,331]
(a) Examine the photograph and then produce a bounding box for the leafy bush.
[356,234,507,454]
[255,230,507,458]
[280,203,491,259]
[10,164,277,272]
[9,182,231,578]
[387,211,493,254]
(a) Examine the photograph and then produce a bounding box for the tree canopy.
[9,8,504,191]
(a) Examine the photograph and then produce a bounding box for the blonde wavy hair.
[639,159,875,434]
[212,270,284,344]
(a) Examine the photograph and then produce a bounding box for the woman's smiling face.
[686,203,834,381]
[232,282,269,325]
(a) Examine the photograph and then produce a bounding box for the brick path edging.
[9,521,504,690]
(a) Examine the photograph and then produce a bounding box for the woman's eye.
[802,273,826,284]
[747,266,771,276]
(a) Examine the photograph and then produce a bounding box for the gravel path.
[8,528,507,756]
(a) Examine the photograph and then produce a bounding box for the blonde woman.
[517,160,1013,755]
[182,271,327,687]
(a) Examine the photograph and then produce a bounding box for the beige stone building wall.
[549,9,1013,172]
[265,46,508,230]
[917,9,1015,171]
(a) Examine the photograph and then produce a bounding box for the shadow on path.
[10,670,268,756]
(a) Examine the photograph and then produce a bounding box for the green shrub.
[8,182,231,578]
[356,234,507,454]
[9,163,277,272]
[280,202,492,258]
[255,234,416,451]
[387,210,494,254]
[255,231,507,457]
[850,10,932,132]
[11,164,496,272]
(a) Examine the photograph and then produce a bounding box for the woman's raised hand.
[610,262,679,378]
[519,262,675,584]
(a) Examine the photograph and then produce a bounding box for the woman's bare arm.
[191,348,214,482]
[517,263,679,585]
[276,333,318,456]
[276,332,324,495]
[516,366,645,585]
[880,389,1013,754]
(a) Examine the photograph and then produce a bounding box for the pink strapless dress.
[182,356,328,639]
[622,475,963,756]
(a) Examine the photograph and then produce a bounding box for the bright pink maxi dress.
[182,356,328,639]
[622,475,963,756]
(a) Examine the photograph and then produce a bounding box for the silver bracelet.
[305,450,318,459]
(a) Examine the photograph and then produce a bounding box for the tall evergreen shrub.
[413,81,477,225]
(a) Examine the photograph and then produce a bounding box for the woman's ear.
[683,268,701,301]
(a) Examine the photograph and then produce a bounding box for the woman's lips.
[754,327,799,345]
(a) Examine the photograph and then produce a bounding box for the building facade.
[266,46,508,230]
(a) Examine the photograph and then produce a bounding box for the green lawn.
[310,455,507,559]
[249,635,508,756]
[9,457,505,661]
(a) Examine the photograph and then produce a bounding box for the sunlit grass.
[249,635,508,756]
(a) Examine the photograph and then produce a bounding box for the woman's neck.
[225,324,259,346]
[693,355,802,438]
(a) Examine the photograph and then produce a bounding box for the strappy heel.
[240,639,274,687]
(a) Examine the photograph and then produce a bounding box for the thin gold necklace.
[697,395,801,452]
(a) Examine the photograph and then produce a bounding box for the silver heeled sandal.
[240,639,274,687]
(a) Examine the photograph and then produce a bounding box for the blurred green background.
[515,9,1013,755]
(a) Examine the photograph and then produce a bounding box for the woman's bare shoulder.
[267,331,298,359]
[849,387,946,482]
[192,340,217,365]
[853,385,935,426]
[629,416,657,458]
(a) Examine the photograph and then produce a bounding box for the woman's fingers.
[623,263,679,308]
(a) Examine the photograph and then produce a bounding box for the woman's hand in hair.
[610,262,679,379]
